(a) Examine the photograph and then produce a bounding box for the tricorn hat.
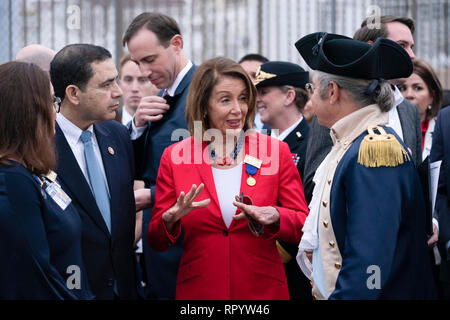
[295,32,412,80]
[254,61,309,89]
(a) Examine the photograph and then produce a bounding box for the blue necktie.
[80,130,111,233]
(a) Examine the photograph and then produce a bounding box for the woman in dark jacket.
[0,61,93,299]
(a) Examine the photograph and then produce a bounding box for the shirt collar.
[121,107,134,126]
[56,113,94,145]
[393,85,404,107]
[271,116,304,141]
[330,104,389,146]
[166,60,193,97]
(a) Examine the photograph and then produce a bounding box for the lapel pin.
[296,131,302,140]
[108,147,115,155]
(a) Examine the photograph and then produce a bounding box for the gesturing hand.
[232,201,280,227]
[133,95,170,127]
[162,183,210,233]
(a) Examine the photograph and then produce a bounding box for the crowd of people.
[0,11,449,300]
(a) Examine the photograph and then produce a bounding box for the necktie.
[80,130,111,232]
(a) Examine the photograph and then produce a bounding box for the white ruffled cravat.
[296,152,332,279]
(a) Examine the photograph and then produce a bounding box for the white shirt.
[271,116,304,142]
[131,60,194,140]
[212,164,243,228]
[56,113,109,193]
[387,86,405,141]
[121,107,134,126]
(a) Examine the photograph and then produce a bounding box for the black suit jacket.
[430,107,450,284]
[55,121,140,300]
[303,100,422,203]
[282,119,310,180]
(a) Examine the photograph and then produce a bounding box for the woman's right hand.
[162,183,210,233]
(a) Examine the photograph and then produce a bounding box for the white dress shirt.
[387,86,405,141]
[270,116,304,142]
[56,113,110,193]
[121,107,134,126]
[212,163,243,228]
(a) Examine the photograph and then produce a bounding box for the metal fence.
[1,0,449,87]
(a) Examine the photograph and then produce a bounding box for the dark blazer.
[0,162,92,300]
[55,121,140,300]
[430,107,450,285]
[329,127,435,299]
[303,99,422,203]
[277,119,312,300]
[283,119,310,180]
[133,64,196,299]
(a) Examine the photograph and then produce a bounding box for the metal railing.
[1,0,449,87]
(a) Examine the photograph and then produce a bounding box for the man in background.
[16,44,56,74]
[116,54,158,125]
[123,12,196,300]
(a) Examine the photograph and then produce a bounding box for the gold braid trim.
[357,125,411,168]
[276,240,292,264]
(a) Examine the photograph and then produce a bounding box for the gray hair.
[314,71,394,112]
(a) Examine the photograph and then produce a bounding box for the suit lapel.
[55,123,111,238]
[397,101,414,151]
[194,140,222,221]
[282,119,308,153]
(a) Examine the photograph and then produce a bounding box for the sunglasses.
[235,192,264,237]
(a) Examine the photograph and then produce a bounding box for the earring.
[427,105,432,110]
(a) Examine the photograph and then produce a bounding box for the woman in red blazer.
[148,57,309,300]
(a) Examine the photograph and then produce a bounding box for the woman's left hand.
[232,201,280,226]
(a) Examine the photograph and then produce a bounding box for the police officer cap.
[295,32,412,80]
[254,61,309,89]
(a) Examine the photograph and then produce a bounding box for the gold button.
[335,262,341,269]
[322,201,328,208]
[344,140,350,146]
[329,241,335,248]
[323,220,329,228]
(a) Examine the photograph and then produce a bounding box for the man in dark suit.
[122,12,196,299]
[431,107,450,299]
[303,15,422,203]
[254,61,311,300]
[50,44,141,300]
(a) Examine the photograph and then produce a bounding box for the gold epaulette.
[276,240,292,264]
[357,125,410,168]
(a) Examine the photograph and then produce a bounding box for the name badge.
[44,181,72,211]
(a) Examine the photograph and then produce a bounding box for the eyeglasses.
[305,83,315,96]
[53,96,61,113]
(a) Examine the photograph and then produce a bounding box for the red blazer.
[148,133,309,300]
